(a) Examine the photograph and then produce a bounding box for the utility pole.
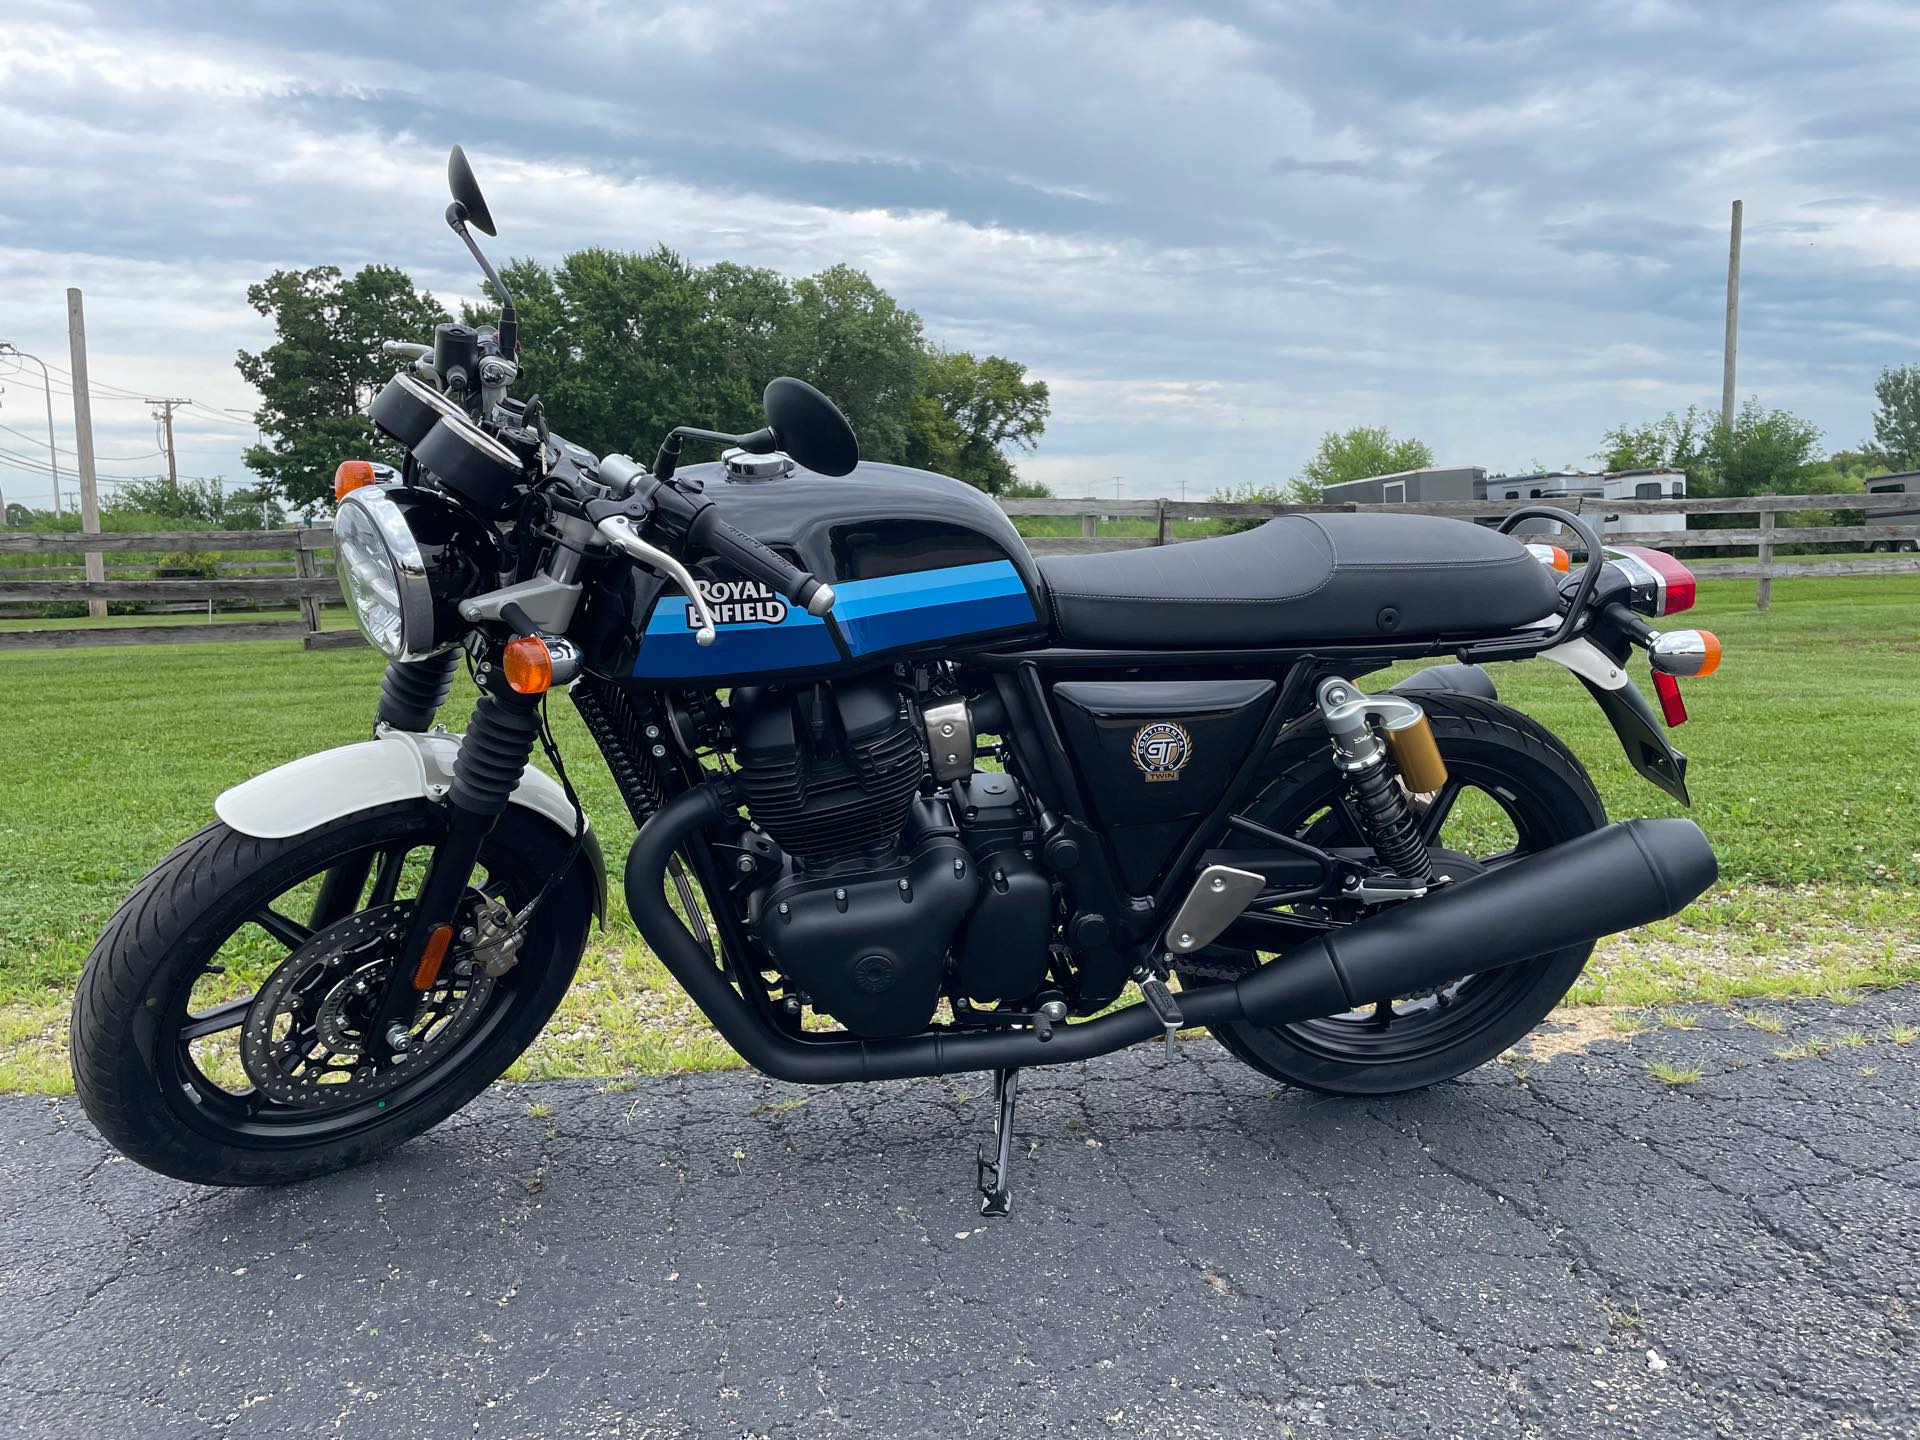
[1112,474,1125,501]
[1722,199,1742,429]
[0,342,61,519]
[148,396,190,488]
[66,288,107,618]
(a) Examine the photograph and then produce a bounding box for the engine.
[729,677,1053,1038]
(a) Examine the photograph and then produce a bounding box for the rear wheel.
[70,802,592,1186]
[1177,691,1605,1096]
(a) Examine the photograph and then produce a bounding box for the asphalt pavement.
[3,991,1918,1439]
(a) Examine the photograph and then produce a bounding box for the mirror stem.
[447,203,517,348]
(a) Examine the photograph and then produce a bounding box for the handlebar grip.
[686,508,835,616]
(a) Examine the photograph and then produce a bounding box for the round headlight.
[335,485,499,661]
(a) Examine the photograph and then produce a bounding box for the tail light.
[1608,545,1696,616]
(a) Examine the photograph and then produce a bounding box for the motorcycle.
[71,148,1722,1214]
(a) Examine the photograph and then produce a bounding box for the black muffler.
[626,789,1716,1084]
[1217,816,1717,1027]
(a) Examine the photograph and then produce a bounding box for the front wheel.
[1177,691,1606,1096]
[70,802,592,1186]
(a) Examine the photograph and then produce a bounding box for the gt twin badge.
[689,577,789,628]
[1132,720,1192,782]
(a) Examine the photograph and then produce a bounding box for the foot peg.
[1136,973,1184,1058]
[975,1066,1020,1217]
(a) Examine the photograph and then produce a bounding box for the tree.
[1291,426,1435,503]
[1596,405,1712,487]
[237,266,448,508]
[901,351,1050,495]
[781,265,926,463]
[1706,398,1823,497]
[1865,364,1920,472]
[488,247,751,460]
[1596,399,1821,498]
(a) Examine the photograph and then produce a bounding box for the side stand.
[975,1066,1021,1217]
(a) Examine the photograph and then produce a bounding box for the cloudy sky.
[3,0,1918,509]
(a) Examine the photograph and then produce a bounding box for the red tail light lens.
[1652,671,1688,727]
[1612,546,1696,615]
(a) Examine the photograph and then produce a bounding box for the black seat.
[1038,513,1560,649]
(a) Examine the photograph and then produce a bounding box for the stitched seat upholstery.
[1037,513,1560,648]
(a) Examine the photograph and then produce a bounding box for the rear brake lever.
[595,515,718,645]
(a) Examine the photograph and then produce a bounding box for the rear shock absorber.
[1315,677,1449,882]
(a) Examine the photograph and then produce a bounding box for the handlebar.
[591,455,835,618]
[685,508,836,617]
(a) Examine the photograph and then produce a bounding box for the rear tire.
[71,803,591,1186]
[1178,691,1606,1096]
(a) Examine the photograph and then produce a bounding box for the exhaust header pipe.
[626,789,1716,1084]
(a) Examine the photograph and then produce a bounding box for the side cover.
[1052,679,1278,892]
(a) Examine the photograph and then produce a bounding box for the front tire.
[71,802,591,1186]
[1178,691,1606,1096]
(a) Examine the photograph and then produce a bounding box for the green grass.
[1646,1060,1704,1086]
[0,573,1915,1093]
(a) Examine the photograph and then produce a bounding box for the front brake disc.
[239,900,496,1110]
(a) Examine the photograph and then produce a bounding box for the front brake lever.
[595,515,718,645]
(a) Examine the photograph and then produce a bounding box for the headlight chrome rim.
[336,485,441,661]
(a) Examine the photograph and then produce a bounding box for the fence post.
[1155,501,1170,547]
[294,530,323,640]
[1079,509,1097,542]
[1755,509,1774,611]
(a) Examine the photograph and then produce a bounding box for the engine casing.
[746,798,978,1037]
[730,678,924,865]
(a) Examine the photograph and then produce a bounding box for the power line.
[0,420,165,464]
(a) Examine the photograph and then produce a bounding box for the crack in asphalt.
[3,991,1919,1438]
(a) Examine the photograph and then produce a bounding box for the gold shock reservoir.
[1382,710,1449,794]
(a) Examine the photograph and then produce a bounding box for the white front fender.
[215,728,605,915]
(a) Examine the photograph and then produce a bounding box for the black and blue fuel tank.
[581,456,1048,685]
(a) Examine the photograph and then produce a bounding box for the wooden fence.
[0,492,1913,651]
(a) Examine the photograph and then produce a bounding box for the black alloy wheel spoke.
[251,906,314,951]
[368,845,409,908]
[180,995,252,1041]
[1418,779,1463,844]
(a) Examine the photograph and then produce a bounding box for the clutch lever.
[595,514,719,645]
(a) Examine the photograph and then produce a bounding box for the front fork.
[363,659,544,1061]
[1315,677,1449,884]
[308,653,468,931]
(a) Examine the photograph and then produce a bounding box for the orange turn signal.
[1694,630,1722,677]
[334,459,378,501]
[1525,543,1572,573]
[412,923,454,991]
[502,635,553,695]
[1649,628,1722,679]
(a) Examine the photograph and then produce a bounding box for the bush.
[154,551,221,580]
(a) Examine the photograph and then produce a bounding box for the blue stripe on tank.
[629,559,1037,680]
[631,595,839,680]
[832,560,1036,656]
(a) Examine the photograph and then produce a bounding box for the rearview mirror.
[762,377,858,477]
[447,145,496,237]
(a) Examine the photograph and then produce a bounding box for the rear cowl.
[1229,817,1718,1024]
